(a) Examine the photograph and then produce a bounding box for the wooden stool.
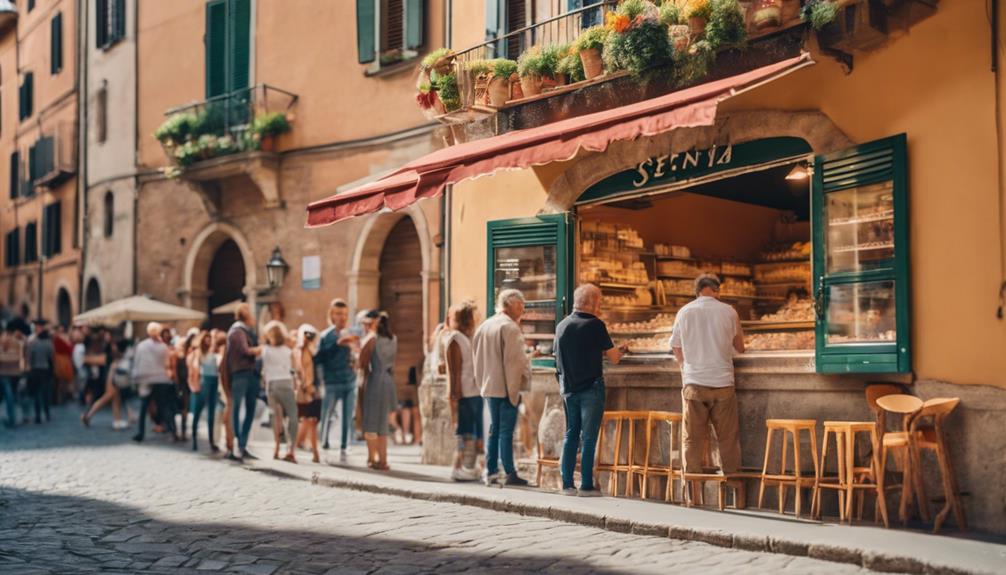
[757,419,819,518]
[875,394,927,525]
[595,411,649,497]
[812,421,888,527]
[628,411,683,502]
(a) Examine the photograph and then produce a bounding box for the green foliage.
[618,0,653,20]
[491,59,518,79]
[434,72,461,111]
[467,59,493,77]
[154,113,196,145]
[674,40,715,86]
[190,106,227,138]
[557,52,586,83]
[574,25,609,53]
[603,19,675,78]
[517,46,560,78]
[801,0,838,30]
[658,2,682,26]
[685,0,712,20]
[250,112,291,137]
[705,0,747,50]
[172,141,200,166]
[421,47,453,71]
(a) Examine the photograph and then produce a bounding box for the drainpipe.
[438,0,453,322]
[78,0,87,311]
[132,0,139,296]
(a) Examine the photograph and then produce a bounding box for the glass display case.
[814,134,910,373]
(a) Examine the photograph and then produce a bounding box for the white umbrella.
[73,295,206,326]
[211,299,243,315]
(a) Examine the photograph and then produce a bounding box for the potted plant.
[752,0,782,30]
[603,1,674,78]
[434,72,461,113]
[250,112,291,152]
[466,59,493,106]
[154,112,196,147]
[800,0,839,30]
[488,59,517,106]
[517,47,556,96]
[539,45,564,89]
[557,49,586,85]
[421,47,456,77]
[705,0,747,51]
[684,0,712,38]
[574,26,609,80]
[660,3,691,53]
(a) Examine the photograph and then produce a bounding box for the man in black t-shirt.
[554,284,626,496]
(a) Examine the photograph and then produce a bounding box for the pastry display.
[580,259,649,285]
[720,279,756,298]
[828,331,896,344]
[654,244,691,258]
[758,296,814,322]
[617,335,671,354]
[604,288,654,307]
[754,262,811,284]
[657,260,701,277]
[721,262,752,276]
[660,279,694,296]
[608,313,676,335]
[745,331,815,351]
[581,221,645,253]
[760,241,812,262]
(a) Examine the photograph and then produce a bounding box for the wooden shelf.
[599,282,645,291]
[742,320,815,332]
[828,212,894,226]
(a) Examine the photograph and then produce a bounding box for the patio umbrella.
[211,299,243,315]
[73,295,206,326]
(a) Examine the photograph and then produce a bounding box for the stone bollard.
[418,374,455,465]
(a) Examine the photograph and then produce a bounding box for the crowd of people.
[3,273,744,497]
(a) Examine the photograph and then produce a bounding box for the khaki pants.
[682,385,741,474]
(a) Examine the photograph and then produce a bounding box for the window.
[812,134,910,374]
[356,0,425,68]
[51,12,63,74]
[4,228,19,268]
[95,82,107,143]
[24,221,37,264]
[205,0,250,99]
[103,191,114,238]
[18,72,33,121]
[8,151,17,199]
[27,0,35,13]
[485,0,530,59]
[567,0,603,29]
[96,0,126,49]
[42,200,61,257]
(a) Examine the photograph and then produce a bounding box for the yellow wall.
[450,1,1006,388]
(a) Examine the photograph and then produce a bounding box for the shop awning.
[306,53,814,228]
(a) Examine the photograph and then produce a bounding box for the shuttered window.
[43,200,61,257]
[19,72,33,121]
[97,0,126,50]
[568,0,602,28]
[5,228,20,268]
[9,151,17,199]
[96,83,108,143]
[27,0,35,12]
[486,0,529,58]
[205,0,251,99]
[357,0,425,68]
[51,13,63,75]
[24,221,37,264]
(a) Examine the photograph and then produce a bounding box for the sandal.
[374,462,390,471]
[283,453,297,464]
[312,454,320,464]
[80,414,90,428]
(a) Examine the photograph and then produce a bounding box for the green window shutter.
[96,0,108,48]
[43,201,61,257]
[356,0,376,64]
[25,73,32,119]
[405,0,424,50]
[205,0,228,98]
[113,0,126,41]
[9,152,17,199]
[51,13,63,74]
[229,0,251,93]
[812,133,911,374]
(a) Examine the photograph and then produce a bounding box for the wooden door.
[378,217,424,405]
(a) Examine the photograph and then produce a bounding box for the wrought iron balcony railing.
[157,84,298,167]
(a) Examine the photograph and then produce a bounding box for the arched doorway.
[56,288,72,328]
[84,278,101,311]
[378,217,424,424]
[208,239,246,330]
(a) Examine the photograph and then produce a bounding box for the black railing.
[454,1,618,108]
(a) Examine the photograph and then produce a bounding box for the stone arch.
[544,110,854,212]
[182,221,258,314]
[84,277,102,311]
[347,203,433,345]
[55,285,73,328]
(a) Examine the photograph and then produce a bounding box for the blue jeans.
[1,376,15,426]
[560,378,606,490]
[27,369,52,423]
[485,397,519,476]
[136,383,176,440]
[321,383,356,450]
[231,371,260,452]
[191,375,219,448]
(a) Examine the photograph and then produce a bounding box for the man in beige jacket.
[473,288,531,486]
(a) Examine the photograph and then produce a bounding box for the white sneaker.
[451,468,476,482]
[577,488,604,497]
[560,488,579,496]
[339,449,348,463]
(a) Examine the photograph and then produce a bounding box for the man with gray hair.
[554,284,626,496]
[473,288,531,487]
[669,273,745,481]
[132,322,176,443]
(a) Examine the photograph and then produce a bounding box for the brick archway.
[182,222,258,315]
[544,110,853,212]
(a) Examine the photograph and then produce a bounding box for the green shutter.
[205,0,228,98]
[9,152,17,199]
[229,0,251,93]
[812,134,911,374]
[113,0,126,41]
[51,13,63,74]
[96,0,108,48]
[25,73,33,119]
[357,0,376,64]
[405,0,424,50]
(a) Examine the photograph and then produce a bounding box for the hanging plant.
[800,0,839,30]
[434,72,461,112]
[705,0,748,50]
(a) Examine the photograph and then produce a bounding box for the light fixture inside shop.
[785,164,810,181]
[265,246,289,289]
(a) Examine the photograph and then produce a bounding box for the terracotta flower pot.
[753,0,782,30]
[520,74,543,97]
[579,48,604,80]
[488,76,510,107]
[259,134,275,153]
[540,75,560,91]
[509,74,524,100]
[688,16,707,38]
[669,24,691,53]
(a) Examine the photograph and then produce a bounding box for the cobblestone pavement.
[0,406,891,574]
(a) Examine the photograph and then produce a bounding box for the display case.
[813,134,911,373]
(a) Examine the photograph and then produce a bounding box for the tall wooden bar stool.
[875,394,928,526]
[627,411,683,502]
[757,419,819,518]
[866,386,922,522]
[595,411,649,497]
[812,421,889,527]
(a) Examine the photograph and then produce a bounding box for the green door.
[812,134,911,373]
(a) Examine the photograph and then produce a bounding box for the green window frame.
[24,221,37,264]
[356,0,426,69]
[51,12,63,75]
[812,134,911,374]
[487,214,572,368]
[205,0,250,99]
[97,0,127,50]
[42,200,61,258]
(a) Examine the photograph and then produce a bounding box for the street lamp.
[265,246,289,290]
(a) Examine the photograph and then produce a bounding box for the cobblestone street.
[0,406,893,575]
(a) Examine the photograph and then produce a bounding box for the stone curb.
[297,470,978,575]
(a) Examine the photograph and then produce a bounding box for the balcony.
[421,0,937,144]
[18,122,77,196]
[155,84,298,212]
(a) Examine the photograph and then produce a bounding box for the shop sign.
[577,137,812,204]
[302,255,321,290]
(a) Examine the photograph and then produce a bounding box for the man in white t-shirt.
[669,274,745,476]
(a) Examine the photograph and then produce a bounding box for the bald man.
[554,284,626,496]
